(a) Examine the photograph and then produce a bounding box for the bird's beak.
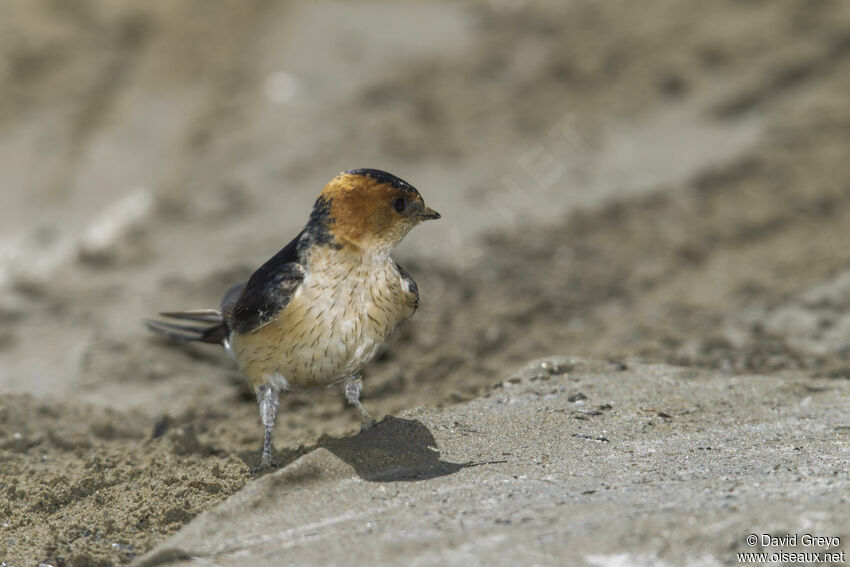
[419,206,441,221]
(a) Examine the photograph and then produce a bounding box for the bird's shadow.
[239,416,469,482]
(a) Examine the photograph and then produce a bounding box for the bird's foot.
[251,455,279,475]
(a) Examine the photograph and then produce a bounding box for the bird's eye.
[392,197,408,213]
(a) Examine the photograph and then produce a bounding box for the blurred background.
[2,0,850,563]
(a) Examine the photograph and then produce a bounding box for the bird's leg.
[255,384,280,471]
[344,375,376,431]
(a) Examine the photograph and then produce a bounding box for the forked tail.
[145,309,229,344]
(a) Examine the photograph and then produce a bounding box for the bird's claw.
[251,458,279,475]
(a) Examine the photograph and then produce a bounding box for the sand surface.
[135,359,849,566]
[2,1,850,565]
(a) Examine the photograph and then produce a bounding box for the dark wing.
[220,282,246,318]
[227,230,307,334]
[396,261,420,314]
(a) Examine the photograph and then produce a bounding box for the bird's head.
[311,169,440,253]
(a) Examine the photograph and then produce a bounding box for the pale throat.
[304,242,396,287]
[317,236,395,266]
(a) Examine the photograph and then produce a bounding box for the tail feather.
[157,309,225,324]
[146,310,229,344]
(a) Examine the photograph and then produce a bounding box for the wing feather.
[395,261,420,314]
[227,230,307,334]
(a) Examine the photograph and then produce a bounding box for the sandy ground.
[1,0,850,565]
[135,359,850,567]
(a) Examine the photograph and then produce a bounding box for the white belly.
[231,256,413,388]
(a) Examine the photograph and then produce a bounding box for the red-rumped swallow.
[147,169,440,470]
